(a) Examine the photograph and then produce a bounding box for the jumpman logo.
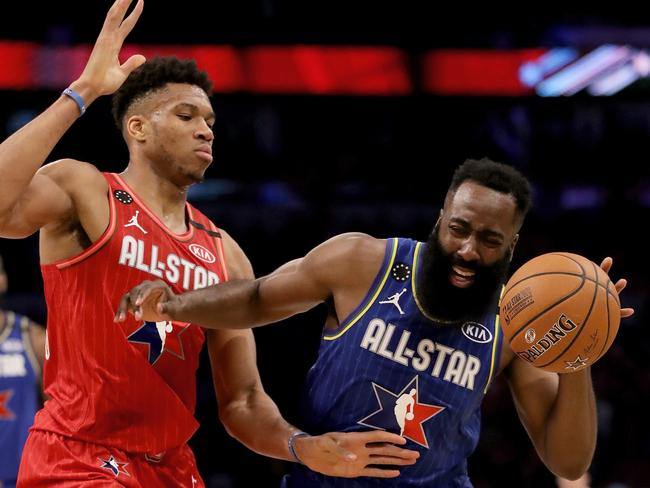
[191,475,198,487]
[124,210,148,234]
[379,289,407,315]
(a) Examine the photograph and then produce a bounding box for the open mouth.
[450,265,476,288]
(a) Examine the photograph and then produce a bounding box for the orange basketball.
[500,252,621,373]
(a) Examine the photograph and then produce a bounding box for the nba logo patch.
[358,376,445,448]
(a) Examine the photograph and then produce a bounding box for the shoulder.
[310,232,386,261]
[38,158,102,179]
[303,233,387,287]
[38,158,107,194]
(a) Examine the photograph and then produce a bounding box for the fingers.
[367,443,420,460]
[367,455,418,466]
[614,278,627,294]
[114,292,133,322]
[353,430,407,445]
[121,54,147,75]
[118,0,144,38]
[103,0,137,32]
[359,468,400,478]
[621,307,635,318]
[599,256,613,274]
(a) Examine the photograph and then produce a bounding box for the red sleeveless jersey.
[33,173,229,454]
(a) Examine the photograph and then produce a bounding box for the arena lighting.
[0,43,411,95]
[525,45,650,96]
[1,41,650,96]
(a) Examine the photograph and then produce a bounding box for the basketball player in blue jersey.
[117,158,634,487]
[0,254,45,488]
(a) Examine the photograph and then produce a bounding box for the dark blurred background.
[1,2,648,487]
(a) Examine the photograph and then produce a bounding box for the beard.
[417,225,511,324]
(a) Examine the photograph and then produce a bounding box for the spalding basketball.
[500,253,621,373]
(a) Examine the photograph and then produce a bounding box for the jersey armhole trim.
[52,176,117,270]
[209,221,229,282]
[483,285,505,393]
[323,238,398,341]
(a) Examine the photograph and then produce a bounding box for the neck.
[120,162,189,229]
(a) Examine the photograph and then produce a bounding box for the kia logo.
[461,322,493,344]
[189,244,216,263]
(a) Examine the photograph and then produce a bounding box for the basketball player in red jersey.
[0,0,418,485]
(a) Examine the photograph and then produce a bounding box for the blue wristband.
[62,87,86,115]
[288,431,309,464]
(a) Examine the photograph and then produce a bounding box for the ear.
[126,115,147,142]
[0,273,7,295]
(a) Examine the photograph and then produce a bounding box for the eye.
[177,114,192,121]
[449,225,466,236]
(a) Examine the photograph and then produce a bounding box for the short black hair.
[448,157,532,222]
[111,56,213,130]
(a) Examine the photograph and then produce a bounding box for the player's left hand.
[294,430,420,478]
[599,257,634,319]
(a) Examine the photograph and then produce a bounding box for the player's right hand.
[114,279,177,323]
[294,430,420,478]
[72,0,146,102]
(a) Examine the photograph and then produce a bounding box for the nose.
[195,121,214,142]
[456,236,480,263]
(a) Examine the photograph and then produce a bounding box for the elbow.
[551,460,591,481]
[218,406,240,440]
[218,401,261,452]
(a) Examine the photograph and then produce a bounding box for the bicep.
[253,243,342,319]
[506,357,559,446]
[0,171,73,238]
[221,229,335,320]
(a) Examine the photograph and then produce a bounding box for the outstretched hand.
[599,257,634,319]
[294,430,419,479]
[73,0,146,100]
[114,279,178,323]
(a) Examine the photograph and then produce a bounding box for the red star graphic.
[163,322,191,360]
[402,391,445,448]
[97,455,131,477]
[0,389,16,420]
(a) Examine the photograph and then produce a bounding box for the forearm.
[219,389,296,461]
[168,278,292,329]
[541,369,597,479]
[0,83,94,217]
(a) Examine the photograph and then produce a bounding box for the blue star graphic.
[127,321,164,364]
[97,455,129,477]
[359,377,419,431]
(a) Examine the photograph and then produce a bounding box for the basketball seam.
[508,256,587,338]
[537,260,600,369]
[504,272,609,295]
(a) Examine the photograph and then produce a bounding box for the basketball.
[500,252,621,373]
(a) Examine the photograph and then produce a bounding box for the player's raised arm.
[0,0,145,238]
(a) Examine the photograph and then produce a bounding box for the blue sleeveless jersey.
[0,312,40,481]
[287,238,503,487]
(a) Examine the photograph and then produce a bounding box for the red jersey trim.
[209,221,229,281]
[51,183,117,270]
[111,174,196,242]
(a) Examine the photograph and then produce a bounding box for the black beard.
[417,225,510,324]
